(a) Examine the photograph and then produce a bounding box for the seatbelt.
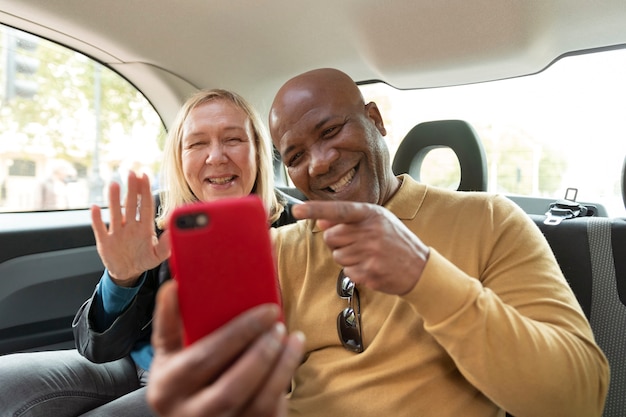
[588,218,626,417]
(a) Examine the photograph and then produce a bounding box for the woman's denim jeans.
[0,349,154,416]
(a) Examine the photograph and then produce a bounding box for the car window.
[360,47,626,217]
[0,24,165,213]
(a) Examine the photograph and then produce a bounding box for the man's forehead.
[280,106,336,138]
[280,86,315,104]
[271,79,355,144]
[276,78,345,110]
[273,94,326,133]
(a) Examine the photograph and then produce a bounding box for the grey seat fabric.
[621,154,626,210]
[391,119,488,191]
[531,215,626,417]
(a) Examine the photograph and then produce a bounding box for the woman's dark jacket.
[72,189,300,363]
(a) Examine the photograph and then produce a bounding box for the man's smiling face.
[269,69,392,205]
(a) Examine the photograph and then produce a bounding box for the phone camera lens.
[176,215,194,229]
[176,213,209,229]
[196,214,208,227]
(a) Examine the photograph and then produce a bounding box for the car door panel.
[0,210,104,354]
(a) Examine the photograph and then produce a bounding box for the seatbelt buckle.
[544,188,597,225]
[544,202,582,225]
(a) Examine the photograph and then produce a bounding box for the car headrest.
[392,119,488,191]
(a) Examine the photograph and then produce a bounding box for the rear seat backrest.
[531,215,626,417]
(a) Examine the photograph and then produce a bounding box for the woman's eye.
[226,137,244,144]
[185,141,201,149]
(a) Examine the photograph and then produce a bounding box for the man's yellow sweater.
[272,174,608,417]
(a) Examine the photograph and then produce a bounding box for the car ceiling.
[2,0,626,127]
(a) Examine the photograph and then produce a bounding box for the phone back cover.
[169,195,281,346]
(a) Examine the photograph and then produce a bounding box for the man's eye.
[288,151,303,167]
[322,125,341,138]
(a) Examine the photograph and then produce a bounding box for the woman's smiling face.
[181,99,258,202]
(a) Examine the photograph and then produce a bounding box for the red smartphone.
[168,195,281,346]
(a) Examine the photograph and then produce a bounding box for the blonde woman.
[0,89,298,416]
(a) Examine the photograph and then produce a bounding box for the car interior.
[0,1,625,415]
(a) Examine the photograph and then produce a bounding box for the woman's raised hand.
[91,171,171,287]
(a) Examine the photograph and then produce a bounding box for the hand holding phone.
[168,195,281,346]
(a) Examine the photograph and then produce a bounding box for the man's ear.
[365,102,386,136]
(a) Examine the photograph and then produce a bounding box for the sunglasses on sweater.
[336,269,363,353]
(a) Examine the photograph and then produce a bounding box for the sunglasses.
[336,269,364,353]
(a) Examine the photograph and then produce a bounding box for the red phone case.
[169,195,281,346]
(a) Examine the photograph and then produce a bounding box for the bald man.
[268,68,607,417]
[147,69,608,417]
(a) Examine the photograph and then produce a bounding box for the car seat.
[392,119,488,191]
[530,214,626,417]
[622,157,626,207]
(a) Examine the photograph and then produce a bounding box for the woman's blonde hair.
[155,88,283,229]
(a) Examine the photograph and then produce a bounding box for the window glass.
[360,48,626,217]
[0,24,165,212]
